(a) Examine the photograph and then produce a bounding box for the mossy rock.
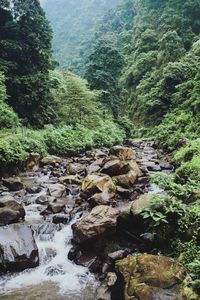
[115,254,198,300]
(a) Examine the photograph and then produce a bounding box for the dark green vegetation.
[0,0,55,126]
[0,0,200,292]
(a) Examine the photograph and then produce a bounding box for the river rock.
[2,177,24,191]
[101,159,130,176]
[131,194,154,215]
[0,224,39,272]
[41,202,65,215]
[94,149,108,159]
[59,175,81,185]
[88,190,115,206]
[52,214,69,224]
[26,186,42,194]
[72,205,120,243]
[47,183,66,198]
[41,155,62,167]
[87,158,105,174]
[0,195,25,226]
[114,170,137,189]
[95,272,117,300]
[112,146,136,161]
[115,254,198,300]
[128,161,143,177]
[67,163,86,175]
[82,174,116,197]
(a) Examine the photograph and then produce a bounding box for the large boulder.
[2,177,24,191]
[82,174,116,197]
[0,195,25,226]
[47,183,66,198]
[0,224,39,272]
[101,159,130,176]
[115,254,198,300]
[131,194,154,215]
[112,146,136,161]
[114,170,137,189]
[72,205,120,243]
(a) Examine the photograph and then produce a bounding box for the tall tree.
[85,40,124,117]
[0,0,55,126]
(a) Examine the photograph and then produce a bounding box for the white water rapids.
[0,192,97,299]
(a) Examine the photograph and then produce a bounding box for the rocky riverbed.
[0,140,198,299]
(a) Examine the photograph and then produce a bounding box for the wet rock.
[82,174,116,197]
[116,186,132,197]
[131,194,154,215]
[68,246,80,261]
[76,254,97,268]
[95,272,117,300]
[88,191,114,207]
[114,170,137,189]
[59,175,81,185]
[0,224,39,272]
[0,195,25,226]
[72,205,120,243]
[87,158,105,174]
[35,195,56,205]
[47,183,66,198]
[67,163,86,175]
[115,254,198,300]
[101,159,130,177]
[35,222,62,240]
[2,177,24,191]
[26,186,42,194]
[94,149,108,159]
[147,163,162,172]
[52,214,69,224]
[160,162,174,170]
[41,202,65,215]
[112,146,136,161]
[41,155,62,167]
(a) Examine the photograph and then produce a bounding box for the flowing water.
[0,171,97,300]
[0,141,173,299]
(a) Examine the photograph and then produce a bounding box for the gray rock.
[0,224,39,272]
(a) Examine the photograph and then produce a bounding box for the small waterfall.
[0,218,97,297]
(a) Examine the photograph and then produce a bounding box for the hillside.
[42,0,122,69]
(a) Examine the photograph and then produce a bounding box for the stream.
[0,140,173,299]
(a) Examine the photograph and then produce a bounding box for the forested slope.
[42,0,122,69]
[84,0,200,148]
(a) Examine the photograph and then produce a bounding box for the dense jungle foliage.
[0,0,200,290]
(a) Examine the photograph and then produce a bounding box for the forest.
[0,0,199,299]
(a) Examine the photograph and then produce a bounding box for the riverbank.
[0,140,199,299]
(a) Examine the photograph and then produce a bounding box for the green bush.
[172,239,200,291]
[43,125,94,155]
[174,139,200,183]
[151,172,198,201]
[0,103,20,129]
[140,195,186,229]
[92,120,125,147]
